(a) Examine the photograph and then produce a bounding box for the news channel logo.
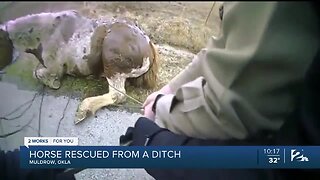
[262,147,312,166]
[290,149,309,162]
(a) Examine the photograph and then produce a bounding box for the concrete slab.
[0,80,154,180]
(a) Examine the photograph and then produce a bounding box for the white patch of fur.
[106,57,150,103]
[107,57,150,87]
[128,57,150,77]
[58,18,97,75]
[3,10,96,75]
[6,10,77,51]
[12,48,20,63]
[0,24,5,31]
[107,75,126,91]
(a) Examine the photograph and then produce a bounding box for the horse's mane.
[4,10,79,31]
[8,10,77,22]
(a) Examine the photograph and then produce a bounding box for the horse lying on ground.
[0,10,158,124]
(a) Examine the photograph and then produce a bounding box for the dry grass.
[79,2,221,54]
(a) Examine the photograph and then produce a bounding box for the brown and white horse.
[0,10,158,124]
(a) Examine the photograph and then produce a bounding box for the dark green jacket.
[155,2,320,140]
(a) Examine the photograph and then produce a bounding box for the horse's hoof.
[75,107,92,124]
[75,110,86,124]
[51,79,61,89]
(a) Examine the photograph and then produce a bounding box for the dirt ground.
[2,2,223,110]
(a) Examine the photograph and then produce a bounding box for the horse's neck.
[5,14,57,51]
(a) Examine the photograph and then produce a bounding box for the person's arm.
[142,54,203,120]
[121,105,320,179]
[120,117,281,180]
[168,54,202,93]
[153,2,319,139]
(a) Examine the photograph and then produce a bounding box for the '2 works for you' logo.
[290,149,309,162]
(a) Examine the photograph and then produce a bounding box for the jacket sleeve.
[119,117,282,180]
[154,2,319,140]
[168,55,202,92]
[120,109,320,179]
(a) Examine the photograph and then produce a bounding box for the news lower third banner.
[20,137,320,169]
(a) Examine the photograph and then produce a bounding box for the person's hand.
[143,84,173,107]
[143,91,162,108]
[142,91,164,121]
[142,84,173,120]
[143,100,156,120]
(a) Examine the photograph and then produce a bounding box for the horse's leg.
[33,48,66,89]
[75,53,150,124]
[33,63,65,89]
[75,76,127,124]
[33,66,61,89]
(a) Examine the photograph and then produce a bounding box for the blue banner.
[20,146,320,169]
